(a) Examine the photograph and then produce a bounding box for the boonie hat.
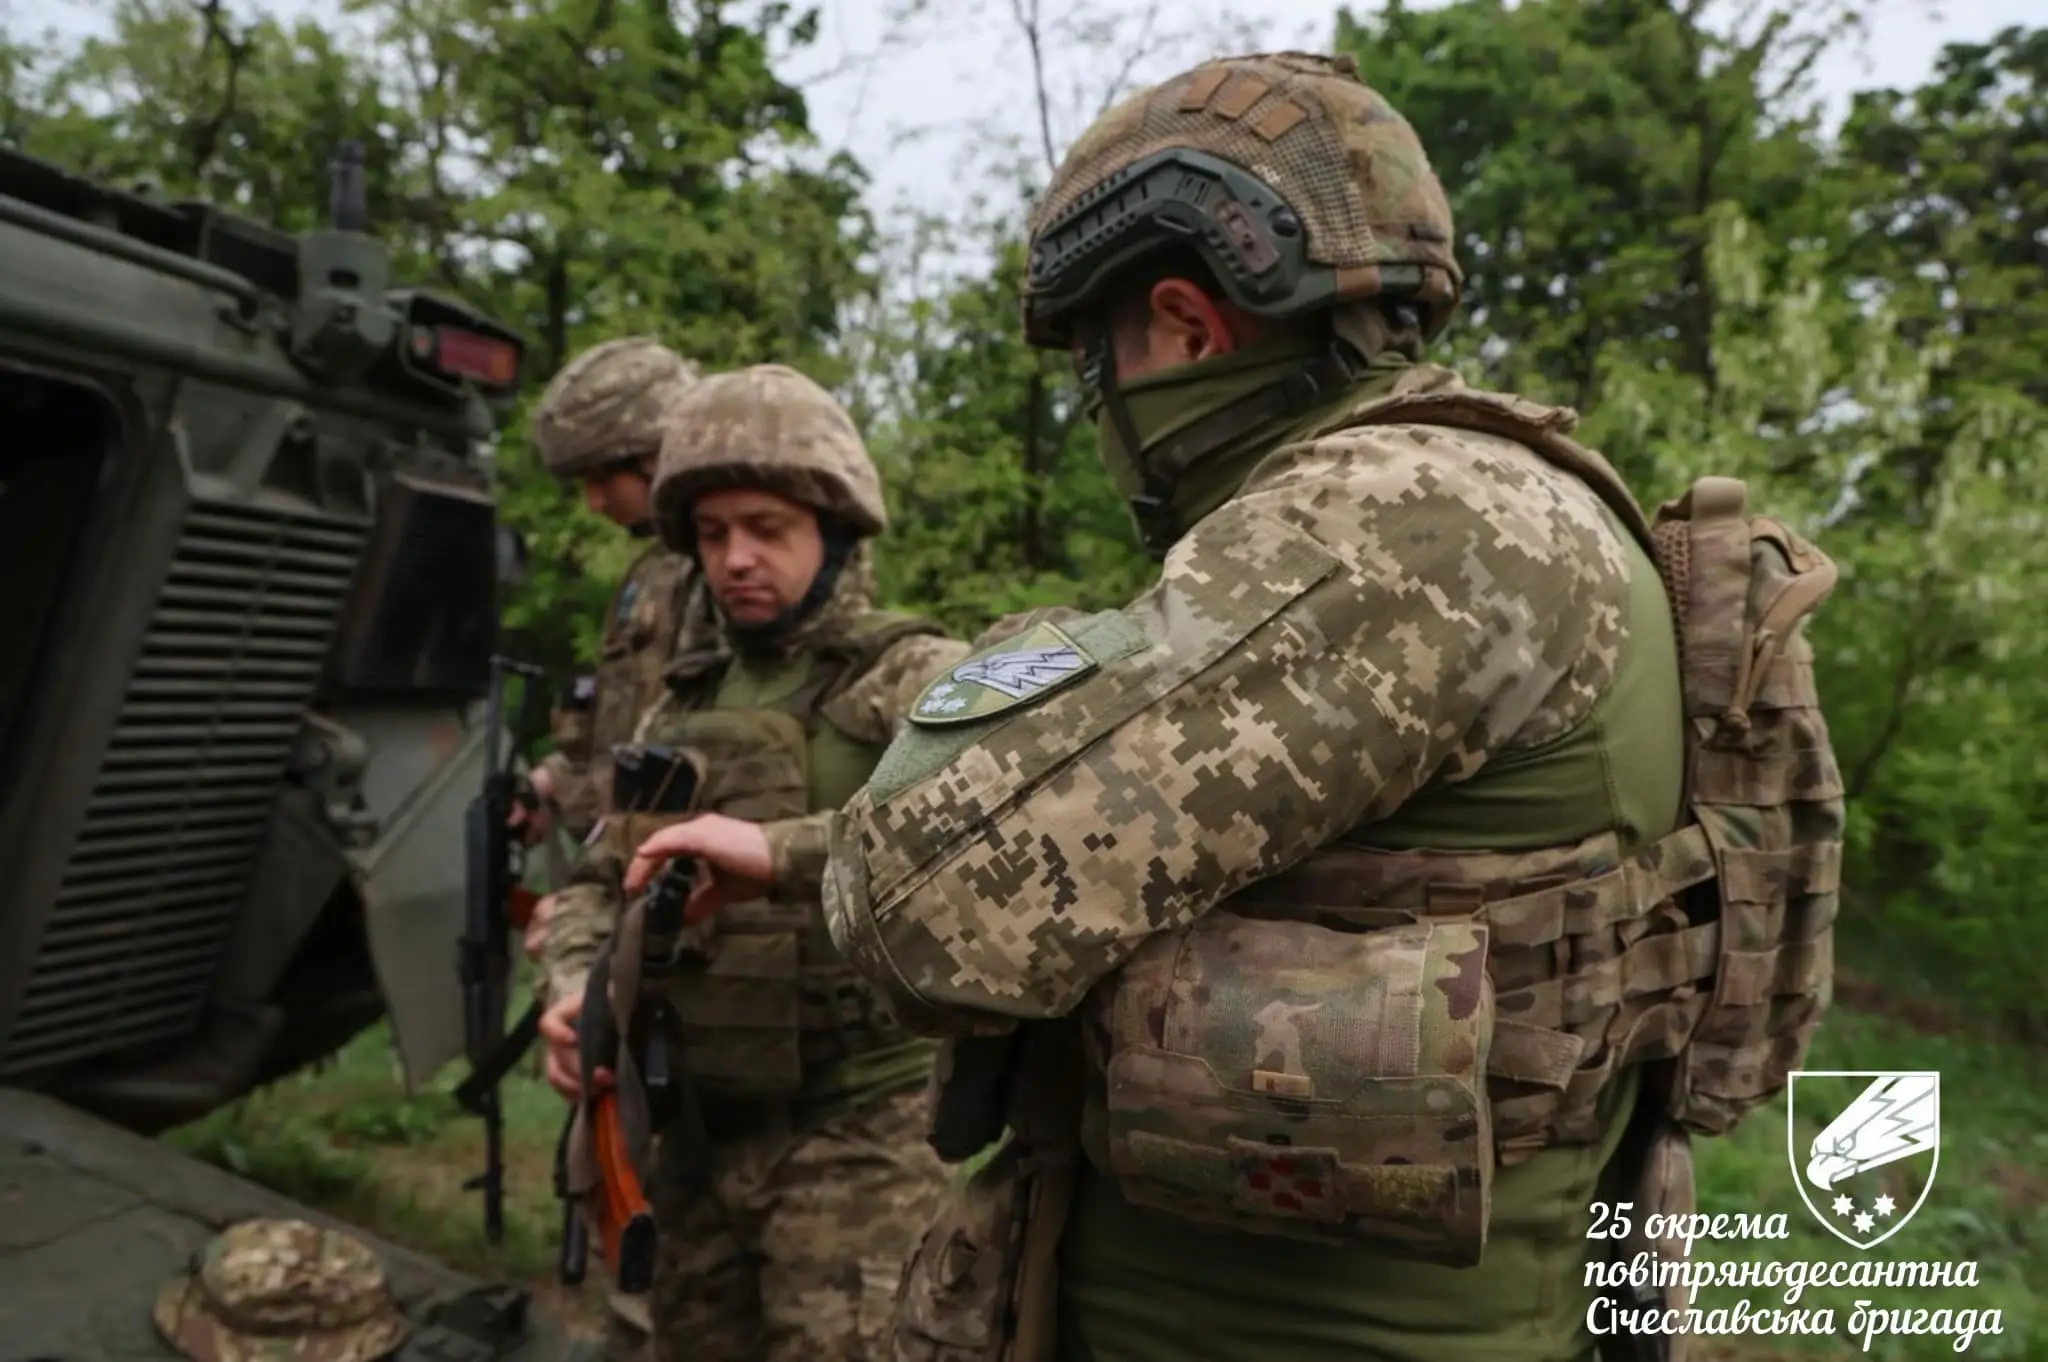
[152,1218,411,1362]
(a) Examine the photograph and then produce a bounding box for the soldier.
[532,363,972,1362]
[514,336,713,851]
[628,52,1844,1362]
[512,335,715,1362]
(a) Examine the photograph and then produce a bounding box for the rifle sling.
[454,1000,541,1112]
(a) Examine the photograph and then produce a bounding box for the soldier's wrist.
[546,967,591,1007]
[762,813,832,901]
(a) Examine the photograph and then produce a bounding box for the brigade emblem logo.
[1787,1070,1940,1250]
[909,620,1096,727]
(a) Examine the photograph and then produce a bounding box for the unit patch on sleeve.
[908,619,1098,728]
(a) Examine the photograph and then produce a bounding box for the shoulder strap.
[1332,387,1659,556]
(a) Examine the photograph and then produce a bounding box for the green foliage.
[856,223,1154,633]
[6,0,2041,1022]
[1335,0,1856,428]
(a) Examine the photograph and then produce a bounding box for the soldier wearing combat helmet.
[634,51,1846,1362]
[513,336,715,850]
[535,363,971,1362]
[513,335,717,1362]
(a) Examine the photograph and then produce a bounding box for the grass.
[159,978,2047,1359]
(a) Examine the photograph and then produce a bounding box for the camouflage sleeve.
[762,814,831,903]
[824,425,1632,1026]
[537,750,602,835]
[767,633,973,900]
[975,606,1091,649]
[539,845,624,1004]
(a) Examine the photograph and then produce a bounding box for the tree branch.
[187,0,253,180]
[1008,0,1057,174]
[1844,568,1949,801]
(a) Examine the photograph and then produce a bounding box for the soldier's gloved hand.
[523,892,560,963]
[624,814,771,926]
[538,991,614,1103]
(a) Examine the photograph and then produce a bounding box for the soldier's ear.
[1147,278,1238,364]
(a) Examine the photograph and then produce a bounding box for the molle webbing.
[1224,387,1846,1159]
[649,611,951,1093]
[1226,826,1719,1164]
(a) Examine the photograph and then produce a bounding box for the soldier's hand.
[507,766,555,846]
[539,991,613,1103]
[523,892,560,963]
[624,814,772,926]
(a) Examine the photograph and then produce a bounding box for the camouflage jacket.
[538,545,969,1007]
[538,542,712,839]
[822,363,1652,1025]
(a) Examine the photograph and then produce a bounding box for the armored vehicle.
[0,145,587,1359]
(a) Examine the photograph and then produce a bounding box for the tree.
[5,0,878,675]
[1336,0,1857,473]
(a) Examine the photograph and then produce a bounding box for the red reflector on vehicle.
[433,327,519,386]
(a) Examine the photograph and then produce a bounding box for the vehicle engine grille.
[1,498,368,1076]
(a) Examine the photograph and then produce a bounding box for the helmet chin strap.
[1082,322,1366,559]
[1080,327,1177,556]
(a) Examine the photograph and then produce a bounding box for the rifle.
[557,743,704,1295]
[456,652,547,1245]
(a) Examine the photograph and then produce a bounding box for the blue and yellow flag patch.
[908,620,1098,728]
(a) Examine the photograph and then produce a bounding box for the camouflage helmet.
[152,1218,410,1362]
[531,336,702,479]
[652,363,887,539]
[1020,51,1462,350]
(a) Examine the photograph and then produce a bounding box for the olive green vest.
[653,610,949,1104]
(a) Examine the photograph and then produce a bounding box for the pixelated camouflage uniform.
[542,364,971,1362]
[530,336,718,840]
[818,53,1844,1362]
[153,1219,410,1362]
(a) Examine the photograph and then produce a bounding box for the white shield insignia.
[1787,1070,1940,1251]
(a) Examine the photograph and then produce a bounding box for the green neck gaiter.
[1092,337,1414,541]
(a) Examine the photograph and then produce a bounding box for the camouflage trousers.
[601,1085,948,1362]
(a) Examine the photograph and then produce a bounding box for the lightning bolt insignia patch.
[909,619,1099,727]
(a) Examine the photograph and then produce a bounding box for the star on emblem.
[916,681,967,716]
[1789,1070,1942,1251]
